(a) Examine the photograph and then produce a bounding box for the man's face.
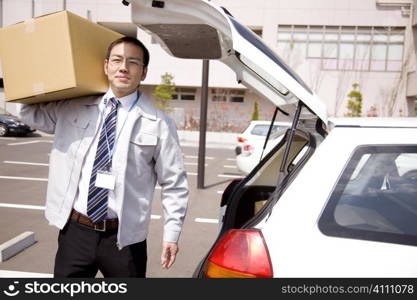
[104,42,147,98]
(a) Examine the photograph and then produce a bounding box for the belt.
[70,210,118,232]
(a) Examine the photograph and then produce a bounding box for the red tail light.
[204,229,273,278]
[238,137,246,143]
[243,144,254,152]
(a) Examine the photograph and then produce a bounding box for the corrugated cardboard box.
[0,11,123,104]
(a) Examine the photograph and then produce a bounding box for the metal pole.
[32,0,35,18]
[63,0,67,10]
[0,0,3,28]
[197,60,209,189]
[0,1,4,111]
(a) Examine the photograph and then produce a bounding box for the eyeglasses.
[107,56,145,68]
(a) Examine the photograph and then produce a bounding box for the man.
[19,36,189,277]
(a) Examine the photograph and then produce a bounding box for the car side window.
[251,125,275,136]
[250,125,289,137]
[396,153,417,176]
[319,145,417,247]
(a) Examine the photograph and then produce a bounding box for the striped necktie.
[87,97,120,224]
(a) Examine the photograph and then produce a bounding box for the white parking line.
[0,270,53,278]
[195,218,219,224]
[226,158,236,161]
[0,137,16,140]
[185,155,214,160]
[0,176,48,182]
[151,215,161,220]
[4,161,49,167]
[224,165,237,168]
[187,172,197,176]
[184,162,208,166]
[218,174,242,179]
[217,191,223,194]
[0,203,45,210]
[7,140,42,146]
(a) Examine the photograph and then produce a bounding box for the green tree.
[345,83,362,117]
[153,72,176,112]
[252,99,259,120]
[415,101,417,116]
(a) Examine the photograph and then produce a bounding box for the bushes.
[345,83,362,117]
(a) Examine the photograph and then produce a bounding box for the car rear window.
[319,145,417,246]
[250,125,284,136]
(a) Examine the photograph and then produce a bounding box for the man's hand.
[160,242,178,269]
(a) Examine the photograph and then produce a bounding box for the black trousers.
[54,220,147,278]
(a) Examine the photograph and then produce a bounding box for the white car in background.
[235,121,291,156]
[236,123,289,174]
[127,0,417,278]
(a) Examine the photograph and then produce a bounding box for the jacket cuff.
[163,230,181,243]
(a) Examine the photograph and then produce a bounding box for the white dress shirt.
[73,89,139,219]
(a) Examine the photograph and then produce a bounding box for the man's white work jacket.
[19,94,188,249]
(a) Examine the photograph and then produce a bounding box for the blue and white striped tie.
[87,97,120,224]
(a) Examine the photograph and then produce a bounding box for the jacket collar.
[83,92,157,121]
[136,93,157,121]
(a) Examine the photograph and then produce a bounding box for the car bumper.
[236,154,254,175]
[8,126,36,135]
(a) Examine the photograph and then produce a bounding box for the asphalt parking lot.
[0,133,243,278]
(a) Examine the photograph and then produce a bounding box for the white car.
[203,118,417,278]
[127,0,417,277]
[236,124,289,174]
[235,120,291,155]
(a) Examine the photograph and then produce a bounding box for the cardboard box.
[0,11,123,104]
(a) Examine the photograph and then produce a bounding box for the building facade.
[1,0,416,132]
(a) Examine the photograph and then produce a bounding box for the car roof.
[250,121,291,126]
[329,117,417,128]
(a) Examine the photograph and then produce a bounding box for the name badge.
[95,170,116,190]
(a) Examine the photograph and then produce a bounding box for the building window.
[211,88,246,103]
[212,95,227,102]
[249,26,263,38]
[277,25,405,72]
[230,96,244,103]
[172,87,196,101]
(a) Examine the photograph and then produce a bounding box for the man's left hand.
[161,242,178,269]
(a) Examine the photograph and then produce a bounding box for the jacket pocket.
[54,115,89,152]
[130,133,158,146]
[129,133,158,164]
